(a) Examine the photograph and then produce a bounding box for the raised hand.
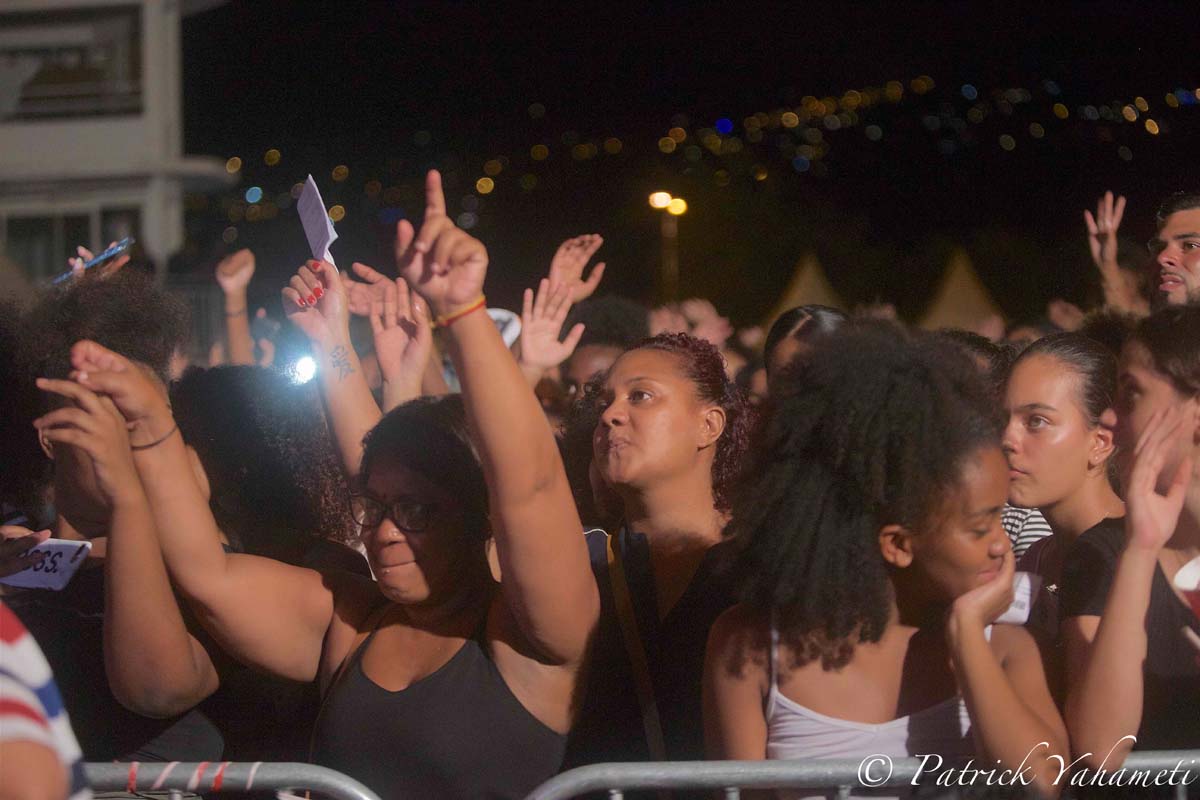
[548,234,606,302]
[33,378,142,504]
[215,248,256,295]
[281,260,348,347]
[1046,299,1086,332]
[1084,191,1126,269]
[1124,407,1193,553]
[345,261,394,317]
[394,170,488,317]
[682,298,733,348]
[370,273,432,407]
[68,241,131,280]
[0,525,49,578]
[520,279,586,374]
[65,340,175,448]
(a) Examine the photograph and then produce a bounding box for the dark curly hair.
[563,295,650,352]
[360,394,490,542]
[21,269,189,392]
[626,332,753,511]
[0,299,50,518]
[727,320,1002,669]
[171,366,356,560]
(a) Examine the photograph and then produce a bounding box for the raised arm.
[215,249,257,365]
[283,261,382,477]
[1065,407,1191,768]
[33,377,217,717]
[398,171,598,665]
[517,278,585,388]
[1084,192,1149,317]
[948,548,1067,795]
[65,341,336,683]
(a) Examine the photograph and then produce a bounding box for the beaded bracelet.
[434,295,486,328]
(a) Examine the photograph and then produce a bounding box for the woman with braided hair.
[704,321,1066,798]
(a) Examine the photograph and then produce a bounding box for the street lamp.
[648,191,687,301]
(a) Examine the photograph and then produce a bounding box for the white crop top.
[765,619,982,799]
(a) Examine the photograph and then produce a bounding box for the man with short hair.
[1151,192,1200,307]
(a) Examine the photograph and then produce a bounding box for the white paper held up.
[297,174,338,269]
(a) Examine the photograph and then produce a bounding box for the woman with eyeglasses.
[64,171,599,800]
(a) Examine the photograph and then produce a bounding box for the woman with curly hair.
[170,365,362,570]
[703,322,1066,797]
[563,331,754,768]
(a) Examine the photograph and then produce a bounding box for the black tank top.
[311,610,567,799]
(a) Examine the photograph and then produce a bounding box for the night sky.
[180,1,1200,326]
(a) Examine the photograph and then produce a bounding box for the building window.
[0,5,142,121]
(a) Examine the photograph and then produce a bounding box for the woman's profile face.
[1002,354,1104,510]
[1115,341,1197,490]
[593,348,717,495]
[361,458,472,605]
[909,446,1011,604]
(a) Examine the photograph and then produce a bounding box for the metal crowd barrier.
[85,762,381,800]
[525,752,1200,800]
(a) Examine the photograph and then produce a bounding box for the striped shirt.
[1002,505,1053,559]
[0,600,91,800]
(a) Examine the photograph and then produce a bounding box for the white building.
[0,0,230,283]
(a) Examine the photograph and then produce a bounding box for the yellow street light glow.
[666,197,688,216]
[648,191,672,209]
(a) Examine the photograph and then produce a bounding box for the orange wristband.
[434,295,486,328]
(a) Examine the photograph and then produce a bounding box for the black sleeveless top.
[310,610,567,800]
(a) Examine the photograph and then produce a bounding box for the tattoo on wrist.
[330,345,355,382]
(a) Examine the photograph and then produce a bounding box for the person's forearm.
[381,377,421,414]
[223,290,255,365]
[445,310,561,502]
[1065,547,1155,766]
[313,333,381,477]
[950,618,1064,794]
[104,485,216,717]
[421,345,450,396]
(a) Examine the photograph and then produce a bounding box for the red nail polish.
[307,294,316,305]
[297,296,307,307]
[313,285,324,299]
[310,261,323,271]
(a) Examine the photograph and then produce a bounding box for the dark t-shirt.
[1061,520,1200,750]
[8,564,225,761]
[564,527,736,769]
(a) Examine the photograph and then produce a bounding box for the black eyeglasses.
[350,493,440,533]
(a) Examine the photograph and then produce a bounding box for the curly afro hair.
[171,366,356,560]
[21,269,189,392]
[727,320,1002,669]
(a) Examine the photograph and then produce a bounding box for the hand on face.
[33,377,142,506]
[64,341,174,445]
[949,540,1015,628]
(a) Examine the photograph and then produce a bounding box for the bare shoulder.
[320,570,385,680]
[707,603,772,681]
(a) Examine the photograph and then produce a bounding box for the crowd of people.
[0,179,1198,800]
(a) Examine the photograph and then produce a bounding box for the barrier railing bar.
[85,762,382,800]
[524,752,1200,800]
